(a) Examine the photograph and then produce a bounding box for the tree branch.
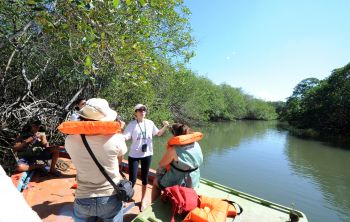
[0,21,33,49]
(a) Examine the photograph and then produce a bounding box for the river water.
[150,120,350,222]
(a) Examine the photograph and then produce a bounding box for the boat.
[133,178,308,222]
[9,158,308,222]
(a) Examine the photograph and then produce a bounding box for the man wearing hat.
[65,98,127,221]
[13,118,61,175]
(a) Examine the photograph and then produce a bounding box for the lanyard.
[137,120,147,140]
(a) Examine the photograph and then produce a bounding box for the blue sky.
[184,0,350,101]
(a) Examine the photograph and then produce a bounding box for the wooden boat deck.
[16,158,152,222]
[13,158,308,222]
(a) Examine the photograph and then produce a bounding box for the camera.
[141,144,147,152]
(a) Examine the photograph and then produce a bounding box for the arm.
[13,137,32,152]
[156,121,169,136]
[38,132,48,147]
[119,120,126,130]
[116,135,128,163]
[123,122,133,141]
[14,133,48,152]
[159,147,177,168]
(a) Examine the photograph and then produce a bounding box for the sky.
[183,0,350,101]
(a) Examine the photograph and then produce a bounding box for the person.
[13,119,61,175]
[70,98,86,121]
[151,123,203,202]
[123,104,169,211]
[0,165,41,222]
[65,98,127,222]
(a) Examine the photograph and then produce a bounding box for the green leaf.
[125,0,131,5]
[140,0,146,6]
[113,0,119,8]
[85,55,92,68]
[27,0,36,5]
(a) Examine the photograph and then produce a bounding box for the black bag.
[81,134,134,202]
[115,179,134,202]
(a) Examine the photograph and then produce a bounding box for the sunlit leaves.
[1,0,276,130]
[139,0,147,6]
[85,55,92,68]
[113,0,119,8]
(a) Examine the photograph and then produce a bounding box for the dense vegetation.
[279,63,350,138]
[0,0,276,161]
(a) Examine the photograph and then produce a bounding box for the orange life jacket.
[57,121,122,135]
[165,132,203,171]
[183,195,242,222]
[167,132,203,149]
[58,121,122,189]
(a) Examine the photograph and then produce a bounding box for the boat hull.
[132,178,308,222]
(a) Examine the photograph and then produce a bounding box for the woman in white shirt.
[123,104,169,211]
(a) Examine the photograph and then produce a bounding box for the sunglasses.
[136,108,147,112]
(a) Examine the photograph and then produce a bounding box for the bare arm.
[13,133,48,152]
[159,148,177,168]
[118,120,126,130]
[156,121,169,136]
[13,137,32,152]
[38,133,48,147]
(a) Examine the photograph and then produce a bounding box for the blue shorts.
[17,149,52,166]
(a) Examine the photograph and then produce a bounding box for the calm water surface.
[149,121,350,222]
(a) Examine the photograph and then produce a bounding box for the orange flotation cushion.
[58,121,121,135]
[167,132,203,148]
[183,196,237,222]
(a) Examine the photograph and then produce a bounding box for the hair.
[74,97,86,110]
[22,118,43,132]
[74,97,85,105]
[170,123,192,136]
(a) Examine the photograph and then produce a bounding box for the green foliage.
[280,63,350,136]
[245,98,278,120]
[268,101,286,118]
[220,84,247,119]
[291,78,320,99]
[0,0,277,135]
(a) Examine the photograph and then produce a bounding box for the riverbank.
[277,121,350,148]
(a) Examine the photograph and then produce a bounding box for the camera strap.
[80,134,119,190]
[137,120,147,140]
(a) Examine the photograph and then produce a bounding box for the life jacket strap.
[170,162,198,173]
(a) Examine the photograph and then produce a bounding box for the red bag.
[161,185,199,222]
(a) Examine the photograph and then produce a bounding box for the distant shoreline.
[277,122,350,148]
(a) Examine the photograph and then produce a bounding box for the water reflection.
[150,121,350,222]
[196,120,277,155]
[286,136,350,221]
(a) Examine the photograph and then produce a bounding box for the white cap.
[77,98,117,121]
[134,104,147,111]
